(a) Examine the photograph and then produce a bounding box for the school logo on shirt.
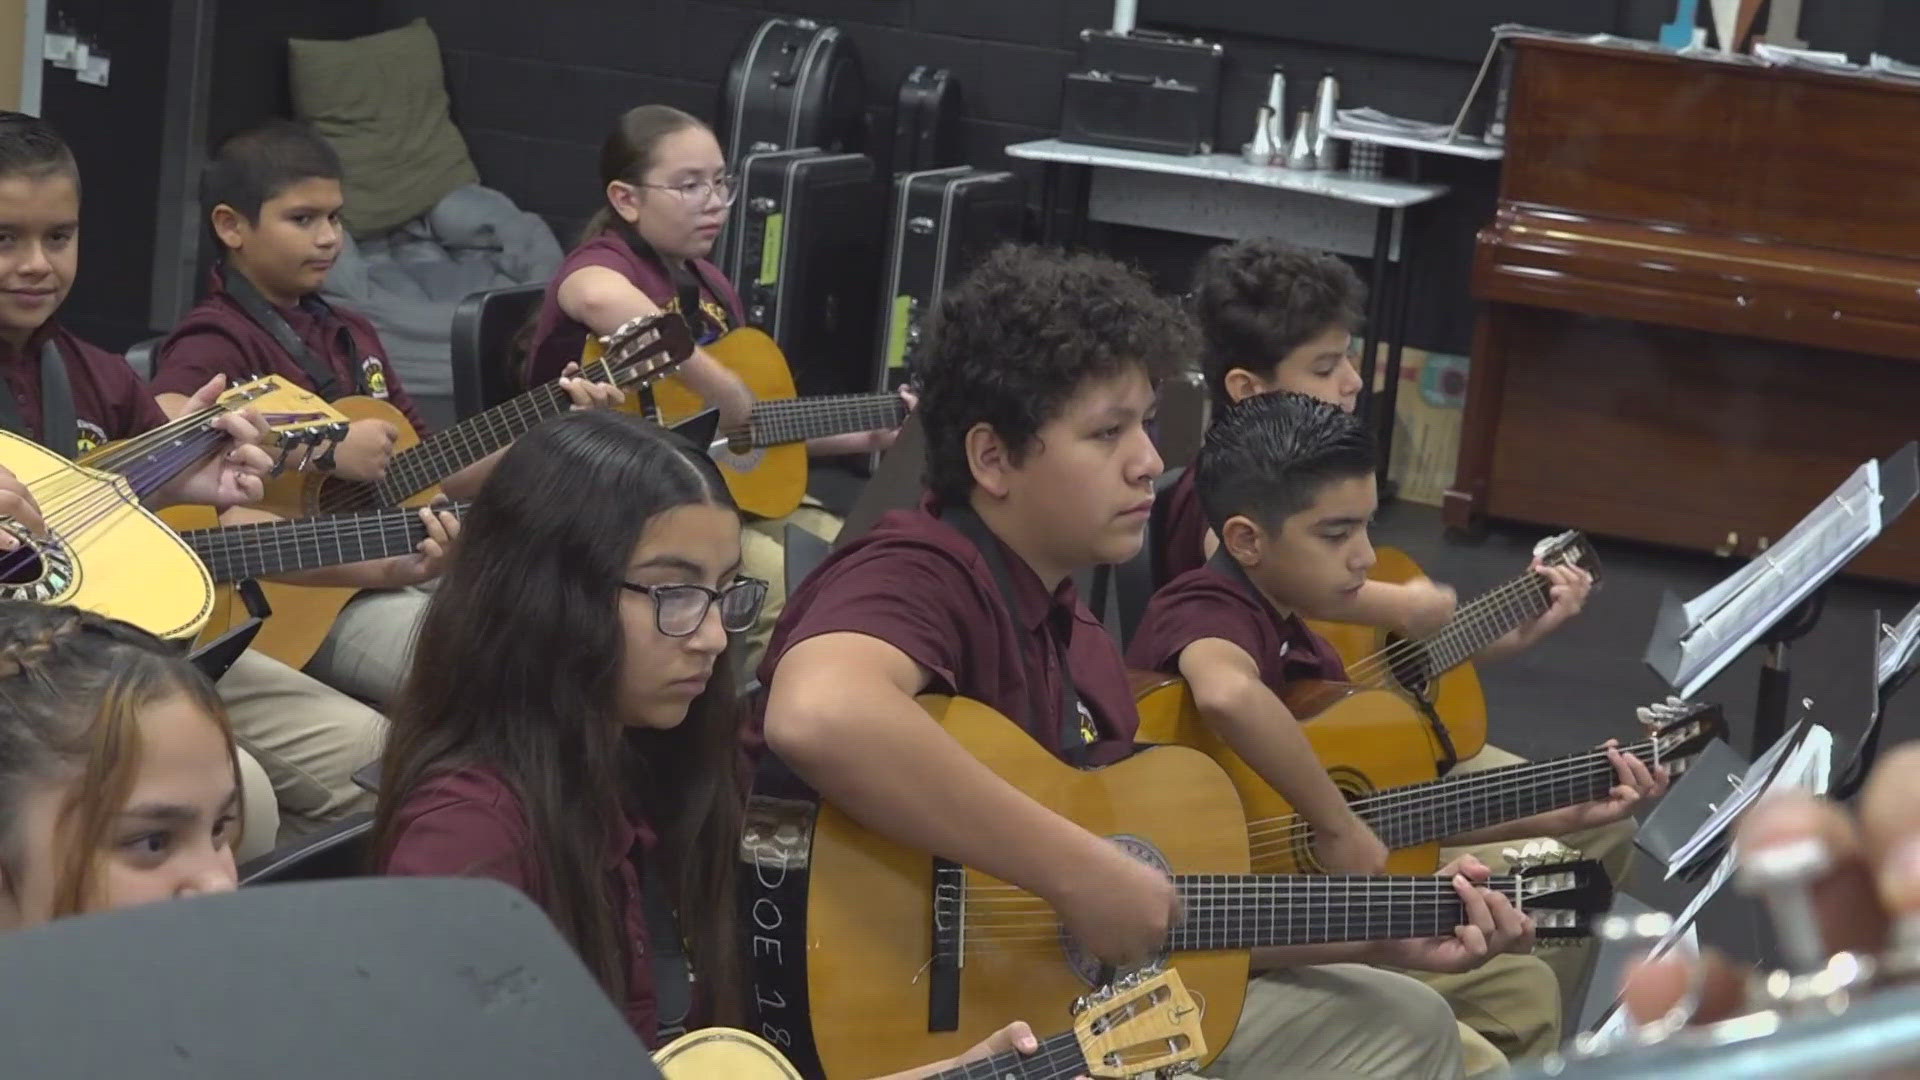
[72,419,109,457]
[665,294,733,345]
[1075,700,1098,745]
[360,356,390,400]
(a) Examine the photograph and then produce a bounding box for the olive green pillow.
[288,19,478,237]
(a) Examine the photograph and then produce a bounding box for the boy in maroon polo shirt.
[0,111,290,855]
[1128,391,1670,1066]
[760,245,1536,1079]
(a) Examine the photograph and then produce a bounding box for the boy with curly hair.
[758,244,1526,1079]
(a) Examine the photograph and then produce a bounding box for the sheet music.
[1670,461,1883,698]
[1667,722,1831,878]
[1754,42,1859,72]
[1880,601,1920,688]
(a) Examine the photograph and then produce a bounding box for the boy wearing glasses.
[527,104,908,670]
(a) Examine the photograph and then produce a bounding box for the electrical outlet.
[43,32,75,67]
[76,53,109,87]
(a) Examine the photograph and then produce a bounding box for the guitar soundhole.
[1381,632,1433,697]
[313,476,381,515]
[1061,835,1172,986]
[0,530,74,601]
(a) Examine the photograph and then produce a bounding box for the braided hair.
[0,601,235,916]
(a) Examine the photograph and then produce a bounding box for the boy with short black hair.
[0,110,285,856]
[1128,391,1667,1065]
[759,245,1528,1079]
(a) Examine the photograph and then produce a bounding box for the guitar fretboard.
[746,393,907,448]
[182,503,469,583]
[928,1031,1085,1080]
[1166,873,1528,951]
[1351,572,1553,689]
[370,383,579,508]
[1360,741,1655,851]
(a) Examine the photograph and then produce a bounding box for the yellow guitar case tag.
[887,294,912,369]
[758,213,784,286]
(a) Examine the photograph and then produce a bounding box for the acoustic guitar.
[653,968,1203,1080]
[1302,530,1604,764]
[180,314,693,669]
[595,326,909,519]
[1134,670,1724,874]
[4,377,349,640]
[742,695,1611,1079]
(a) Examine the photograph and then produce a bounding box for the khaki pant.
[739,503,841,677]
[305,585,433,708]
[1434,744,1640,1046]
[1206,964,1468,1080]
[234,747,279,864]
[218,650,384,845]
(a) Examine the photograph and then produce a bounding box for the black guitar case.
[725,148,884,399]
[891,66,964,175]
[875,166,1026,387]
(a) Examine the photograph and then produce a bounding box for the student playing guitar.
[757,244,1531,1078]
[524,104,910,671]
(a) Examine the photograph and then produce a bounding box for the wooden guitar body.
[1131,672,1445,874]
[194,395,425,669]
[1307,545,1489,760]
[2,433,213,639]
[644,328,808,520]
[653,1027,803,1079]
[743,695,1249,1080]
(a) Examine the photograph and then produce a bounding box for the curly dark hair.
[1191,238,1366,410]
[910,244,1196,507]
[1195,390,1375,534]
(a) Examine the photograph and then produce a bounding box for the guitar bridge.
[928,859,964,1032]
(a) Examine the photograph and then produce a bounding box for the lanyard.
[941,505,1092,766]
[0,337,77,457]
[223,268,358,399]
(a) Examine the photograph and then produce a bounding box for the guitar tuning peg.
[1071,993,1091,1016]
[1598,911,1674,945]
[1737,836,1833,975]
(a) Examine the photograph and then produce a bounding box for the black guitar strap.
[223,267,360,399]
[1206,545,1460,769]
[614,221,738,345]
[0,337,78,457]
[640,862,693,1038]
[941,504,1092,767]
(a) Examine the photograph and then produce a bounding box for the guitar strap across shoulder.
[1206,545,1461,768]
[0,337,78,458]
[941,504,1092,767]
[614,221,740,344]
[223,267,361,399]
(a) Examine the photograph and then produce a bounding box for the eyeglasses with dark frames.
[620,577,768,637]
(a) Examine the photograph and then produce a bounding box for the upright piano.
[1449,35,1920,585]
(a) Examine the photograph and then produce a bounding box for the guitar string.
[1338,572,1551,689]
[0,434,231,578]
[184,509,462,578]
[1237,739,1667,855]
[962,873,1532,899]
[950,892,1539,946]
[936,1037,1090,1080]
[955,884,1537,930]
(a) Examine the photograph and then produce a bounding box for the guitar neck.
[1358,572,1552,687]
[377,382,576,504]
[1167,873,1524,951]
[927,1031,1085,1080]
[746,393,906,448]
[182,503,468,583]
[1353,739,1657,851]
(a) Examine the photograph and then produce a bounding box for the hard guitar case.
[875,166,1026,388]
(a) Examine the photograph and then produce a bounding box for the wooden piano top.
[1500,36,1920,265]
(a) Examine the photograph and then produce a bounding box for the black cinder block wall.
[352,0,1920,354]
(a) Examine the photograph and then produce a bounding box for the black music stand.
[1645,443,1918,759]
[1833,599,1920,801]
[0,878,661,1079]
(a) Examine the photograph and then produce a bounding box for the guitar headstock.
[1532,530,1604,587]
[1636,697,1728,777]
[594,313,696,391]
[203,376,352,451]
[1071,966,1206,1079]
[1504,841,1616,941]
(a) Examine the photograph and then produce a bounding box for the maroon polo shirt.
[754,503,1139,766]
[1154,466,1209,587]
[524,231,744,388]
[0,323,167,455]
[1127,557,1349,692]
[150,267,429,435]
[381,766,665,1045]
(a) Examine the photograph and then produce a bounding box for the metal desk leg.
[1357,206,1393,420]
[1376,207,1413,497]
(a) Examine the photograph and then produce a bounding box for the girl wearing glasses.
[524,103,909,673]
[372,410,1049,1077]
